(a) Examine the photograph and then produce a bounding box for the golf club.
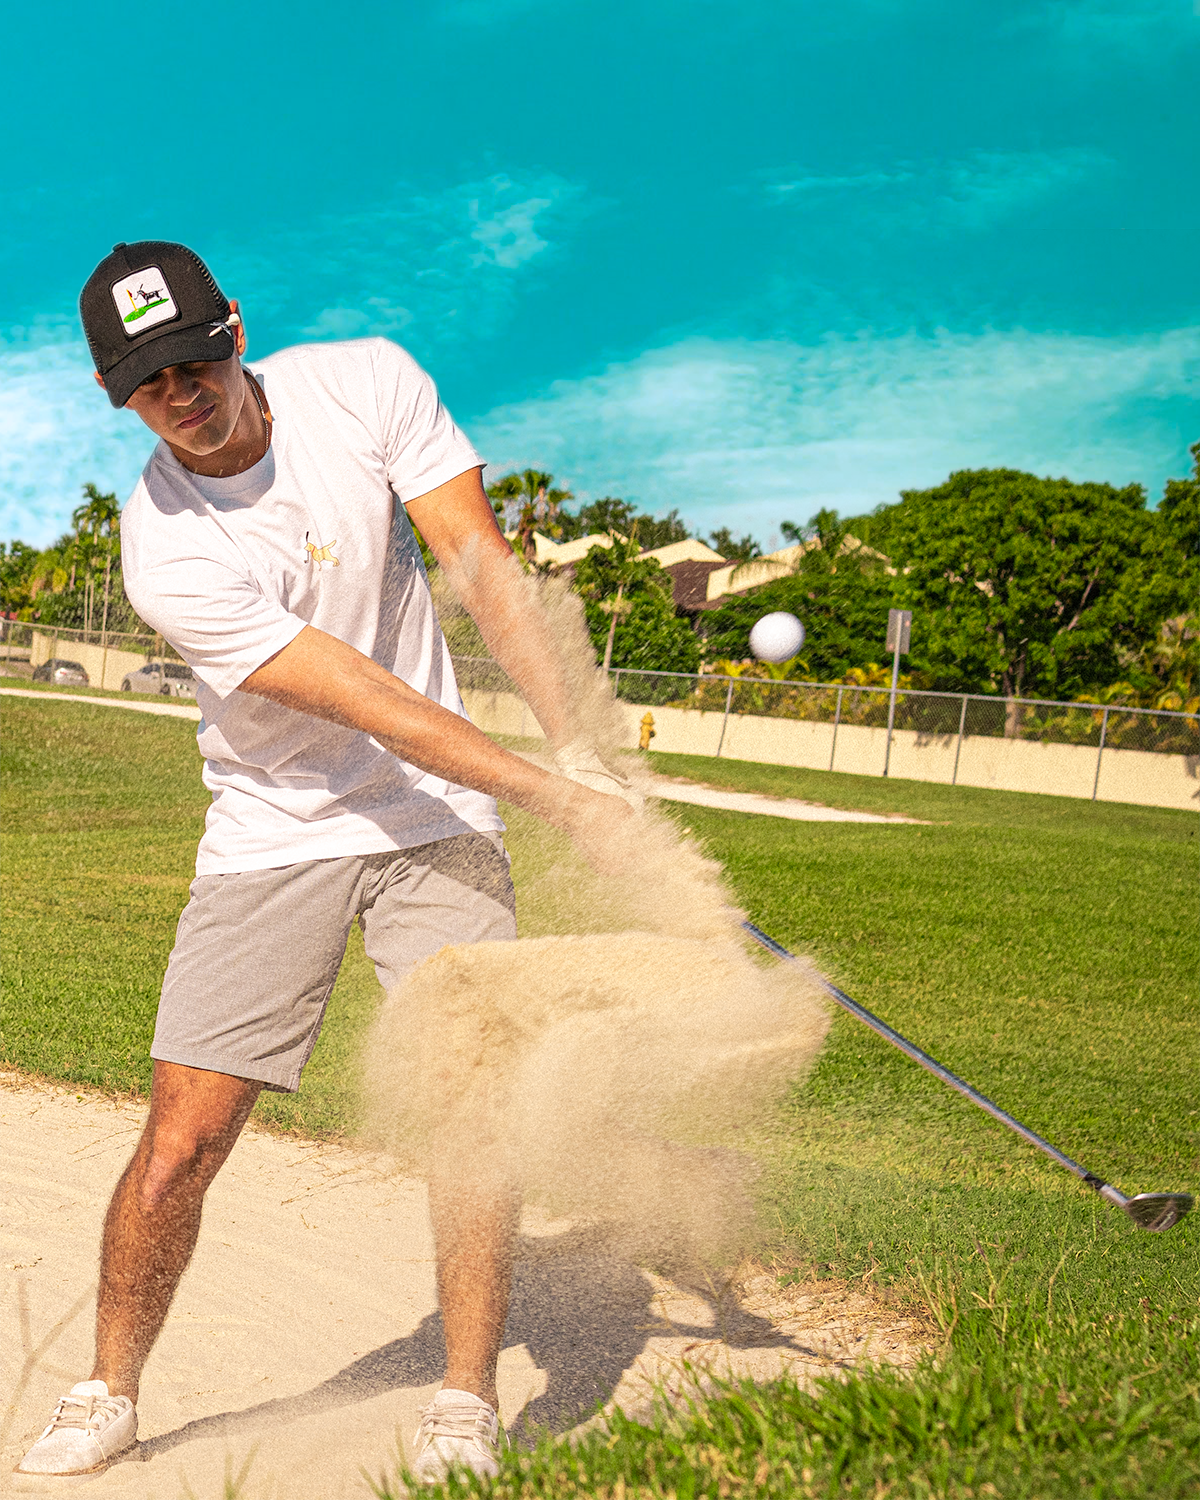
[743,921,1193,1233]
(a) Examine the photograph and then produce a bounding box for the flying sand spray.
[363,566,830,1269]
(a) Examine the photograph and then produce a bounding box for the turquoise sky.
[2,0,1197,548]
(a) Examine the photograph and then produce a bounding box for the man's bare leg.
[91,1061,261,1403]
[428,1177,519,1411]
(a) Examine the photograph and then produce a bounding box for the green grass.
[3,702,1198,1495]
[0,698,376,1136]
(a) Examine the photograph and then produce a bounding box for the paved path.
[648,781,921,823]
[0,688,202,721]
[1,1075,929,1498]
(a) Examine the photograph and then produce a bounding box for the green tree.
[628,507,691,550]
[7,483,144,634]
[0,541,40,614]
[559,496,638,540]
[887,468,1153,714]
[780,508,850,556]
[707,527,762,563]
[1108,442,1200,708]
[1154,440,1199,602]
[573,538,700,676]
[559,497,691,550]
[69,484,121,636]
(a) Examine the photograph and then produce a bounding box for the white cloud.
[301,297,414,340]
[0,169,590,546]
[471,194,553,269]
[469,327,1200,537]
[6,324,1195,551]
[0,336,156,547]
[761,148,1112,230]
[766,169,914,199]
[1014,0,1198,48]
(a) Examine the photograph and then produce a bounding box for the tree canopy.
[707,527,762,563]
[885,468,1155,700]
[558,496,692,551]
[3,448,1196,709]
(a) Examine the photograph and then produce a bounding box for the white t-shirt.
[121,337,504,875]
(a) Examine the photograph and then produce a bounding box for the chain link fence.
[604,668,1198,759]
[1,620,181,669]
[453,656,1198,792]
[6,629,1191,781]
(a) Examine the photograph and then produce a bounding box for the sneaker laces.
[414,1397,498,1449]
[40,1392,126,1440]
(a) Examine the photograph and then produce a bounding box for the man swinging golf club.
[15,241,638,1485]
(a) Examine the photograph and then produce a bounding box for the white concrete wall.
[461,686,1198,811]
[31,632,151,691]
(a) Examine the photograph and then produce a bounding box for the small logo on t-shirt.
[111,267,178,338]
[304,533,340,569]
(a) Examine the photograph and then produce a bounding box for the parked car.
[32,658,89,686]
[121,660,198,699]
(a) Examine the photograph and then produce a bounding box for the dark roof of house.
[661,559,729,612]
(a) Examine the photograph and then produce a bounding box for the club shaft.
[742,921,1103,1189]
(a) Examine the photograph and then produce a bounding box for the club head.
[1123,1192,1193,1233]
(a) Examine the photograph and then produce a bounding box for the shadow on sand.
[135,1223,832,1462]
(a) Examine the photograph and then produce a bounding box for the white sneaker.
[411,1389,505,1485]
[13,1381,137,1479]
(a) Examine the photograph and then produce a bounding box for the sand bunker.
[0,1076,933,1499]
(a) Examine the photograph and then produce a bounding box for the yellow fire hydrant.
[639,712,656,751]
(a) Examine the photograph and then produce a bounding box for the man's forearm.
[241,626,585,829]
[444,543,576,748]
[406,473,578,749]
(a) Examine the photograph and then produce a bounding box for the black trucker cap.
[80,242,236,408]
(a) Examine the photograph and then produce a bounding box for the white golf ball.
[749,611,806,663]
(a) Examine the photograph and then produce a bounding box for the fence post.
[715,679,735,757]
[829,686,843,772]
[952,694,968,785]
[883,684,898,777]
[1092,706,1110,802]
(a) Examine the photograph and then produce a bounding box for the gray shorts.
[152,832,517,1092]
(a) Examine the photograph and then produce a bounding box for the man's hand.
[553,741,645,813]
[554,777,640,875]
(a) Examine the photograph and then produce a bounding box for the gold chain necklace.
[244,371,273,459]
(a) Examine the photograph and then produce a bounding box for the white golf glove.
[553,740,645,813]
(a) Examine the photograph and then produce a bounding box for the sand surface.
[1,1073,930,1498]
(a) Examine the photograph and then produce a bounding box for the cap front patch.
[111,266,178,338]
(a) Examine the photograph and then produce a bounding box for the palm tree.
[72,485,120,638]
[579,527,642,672]
[485,470,573,564]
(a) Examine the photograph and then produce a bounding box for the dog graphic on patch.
[304,532,339,569]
